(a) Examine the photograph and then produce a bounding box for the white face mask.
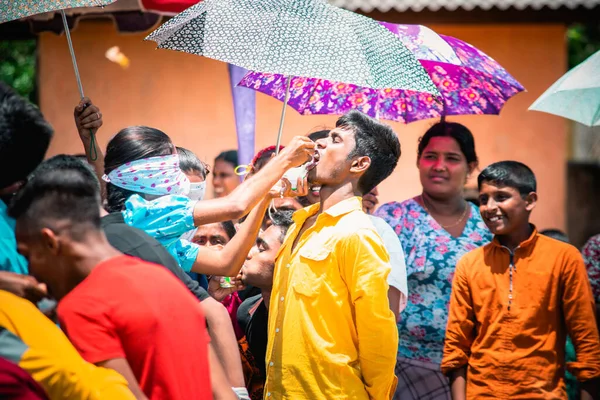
[188,181,206,201]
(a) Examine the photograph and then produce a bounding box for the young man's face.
[240,225,284,290]
[308,127,356,188]
[478,182,536,236]
[14,223,63,299]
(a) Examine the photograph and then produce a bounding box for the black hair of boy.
[269,209,294,241]
[0,82,54,190]
[477,161,536,196]
[9,155,102,238]
[177,147,208,179]
[540,229,569,243]
[338,110,401,195]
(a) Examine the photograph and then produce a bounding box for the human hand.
[277,136,315,168]
[207,275,245,302]
[0,271,47,303]
[269,176,308,199]
[74,97,103,141]
[363,186,379,214]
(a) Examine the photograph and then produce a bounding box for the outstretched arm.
[191,136,315,226]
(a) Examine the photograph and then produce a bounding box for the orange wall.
[39,21,568,230]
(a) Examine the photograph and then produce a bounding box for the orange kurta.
[441,229,600,399]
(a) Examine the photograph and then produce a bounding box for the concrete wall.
[39,20,568,230]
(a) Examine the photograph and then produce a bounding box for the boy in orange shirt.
[442,161,600,400]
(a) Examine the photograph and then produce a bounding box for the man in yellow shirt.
[264,111,400,399]
[0,290,135,400]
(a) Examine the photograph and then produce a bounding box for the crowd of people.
[0,78,599,400]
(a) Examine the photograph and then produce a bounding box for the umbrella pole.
[275,76,292,155]
[60,10,98,161]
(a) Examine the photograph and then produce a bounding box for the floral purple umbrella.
[238,23,525,123]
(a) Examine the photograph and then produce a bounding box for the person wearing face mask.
[374,122,492,400]
[177,146,209,201]
[177,146,211,288]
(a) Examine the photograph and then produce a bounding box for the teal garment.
[122,194,199,272]
[0,200,28,274]
[565,337,579,400]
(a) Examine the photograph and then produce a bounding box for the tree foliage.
[567,23,600,68]
[0,40,37,103]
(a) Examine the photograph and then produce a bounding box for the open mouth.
[306,151,320,172]
[486,215,504,224]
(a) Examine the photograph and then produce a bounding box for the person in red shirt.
[9,156,236,400]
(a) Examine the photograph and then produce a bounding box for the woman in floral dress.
[375,122,492,400]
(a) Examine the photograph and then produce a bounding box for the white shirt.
[369,215,408,314]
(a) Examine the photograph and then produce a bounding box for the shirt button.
[275,328,280,333]
[280,296,284,301]
[286,263,291,268]
[269,361,274,366]
[267,393,271,397]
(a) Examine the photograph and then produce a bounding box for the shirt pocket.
[292,244,334,298]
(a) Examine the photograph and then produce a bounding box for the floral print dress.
[374,198,492,365]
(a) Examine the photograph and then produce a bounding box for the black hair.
[339,110,401,194]
[0,82,54,189]
[104,126,175,213]
[177,146,209,179]
[540,229,569,243]
[308,130,329,142]
[220,220,237,241]
[477,161,537,196]
[268,209,295,242]
[215,150,238,167]
[296,196,312,207]
[417,122,478,165]
[9,155,102,240]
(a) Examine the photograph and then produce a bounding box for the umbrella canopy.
[529,50,600,127]
[0,0,114,22]
[239,23,524,123]
[145,0,437,93]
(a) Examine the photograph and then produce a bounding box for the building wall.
[39,20,568,230]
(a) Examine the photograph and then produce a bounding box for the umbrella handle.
[440,98,447,124]
[60,10,98,162]
[275,76,292,155]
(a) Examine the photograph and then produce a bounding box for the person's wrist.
[274,152,295,169]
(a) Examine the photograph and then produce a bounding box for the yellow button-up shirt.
[264,197,398,399]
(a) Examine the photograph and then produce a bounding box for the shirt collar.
[292,196,363,225]
[491,224,538,250]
